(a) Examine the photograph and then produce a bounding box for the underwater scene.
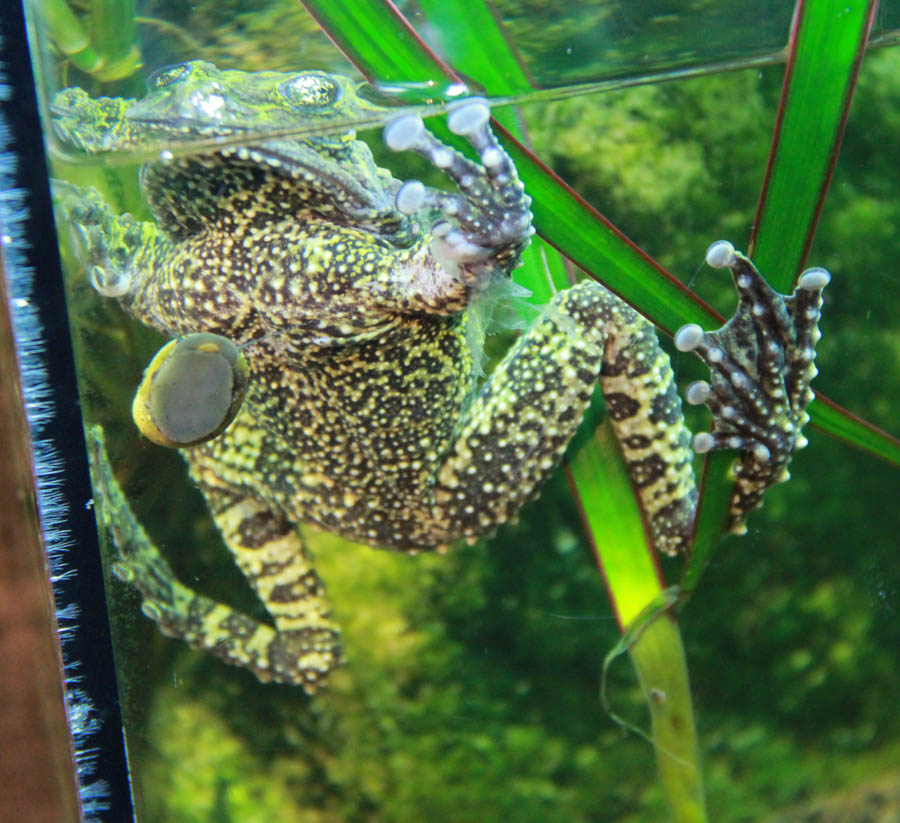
[23,0,900,820]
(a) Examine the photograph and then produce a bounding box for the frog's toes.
[53,180,150,297]
[383,100,533,271]
[675,241,829,531]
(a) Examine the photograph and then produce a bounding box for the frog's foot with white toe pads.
[383,98,533,281]
[675,241,829,533]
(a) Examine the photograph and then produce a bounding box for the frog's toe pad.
[383,113,425,152]
[447,97,491,136]
[395,179,427,214]
[704,239,737,269]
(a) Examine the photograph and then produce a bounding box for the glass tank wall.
[16,1,900,821]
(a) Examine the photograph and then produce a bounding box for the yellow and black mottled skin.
[55,62,827,690]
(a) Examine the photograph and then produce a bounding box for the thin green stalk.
[88,0,140,81]
[685,0,879,590]
[569,416,707,822]
[35,0,103,75]
[627,615,706,822]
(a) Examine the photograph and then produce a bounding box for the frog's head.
[52,60,385,153]
[127,61,379,139]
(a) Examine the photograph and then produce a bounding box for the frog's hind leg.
[674,241,829,533]
[86,427,340,690]
[429,279,699,555]
[428,243,828,555]
[188,465,342,690]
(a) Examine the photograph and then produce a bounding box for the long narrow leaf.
[750,0,879,284]
[687,0,880,587]
[314,5,707,817]
[412,1,665,629]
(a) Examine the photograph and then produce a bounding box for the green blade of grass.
[88,0,141,81]
[301,1,454,85]
[811,394,900,464]
[413,0,535,95]
[405,0,671,632]
[750,0,879,286]
[686,0,881,589]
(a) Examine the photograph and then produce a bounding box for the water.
[20,0,900,821]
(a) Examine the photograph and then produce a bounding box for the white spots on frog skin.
[753,443,771,462]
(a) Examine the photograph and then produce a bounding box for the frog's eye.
[146,62,195,91]
[278,74,342,108]
[132,333,249,448]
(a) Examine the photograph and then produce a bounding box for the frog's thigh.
[430,280,696,552]
[186,454,341,689]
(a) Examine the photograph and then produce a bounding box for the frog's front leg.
[87,427,340,690]
[52,180,173,307]
[384,98,533,283]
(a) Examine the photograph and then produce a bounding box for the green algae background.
[46,2,900,819]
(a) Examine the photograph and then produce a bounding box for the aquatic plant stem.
[302,3,710,816]
[627,615,706,822]
[569,418,707,821]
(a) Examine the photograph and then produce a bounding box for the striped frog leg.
[86,427,340,690]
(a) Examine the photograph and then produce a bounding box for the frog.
[52,61,829,691]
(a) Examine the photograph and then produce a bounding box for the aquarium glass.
[18,0,900,821]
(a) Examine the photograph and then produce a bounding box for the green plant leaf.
[301,2,453,85]
[687,0,881,587]
[750,0,879,286]
[303,7,715,820]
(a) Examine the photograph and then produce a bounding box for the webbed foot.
[383,98,533,279]
[674,241,829,533]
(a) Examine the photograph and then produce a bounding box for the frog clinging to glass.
[53,61,828,691]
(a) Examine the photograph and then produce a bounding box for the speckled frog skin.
[54,62,828,690]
